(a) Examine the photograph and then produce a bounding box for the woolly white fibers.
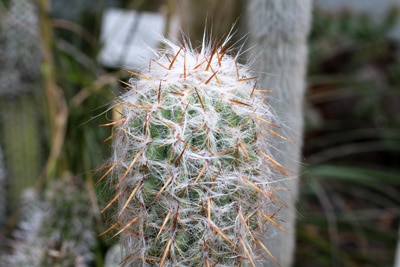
[102,38,289,266]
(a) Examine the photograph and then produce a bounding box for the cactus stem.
[99,37,291,265]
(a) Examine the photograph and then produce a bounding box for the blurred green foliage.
[297,6,400,267]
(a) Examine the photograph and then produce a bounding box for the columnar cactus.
[102,38,289,266]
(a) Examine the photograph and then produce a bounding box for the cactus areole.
[101,38,289,266]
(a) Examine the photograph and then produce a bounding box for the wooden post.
[247,1,312,266]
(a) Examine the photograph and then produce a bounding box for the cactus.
[0,0,42,211]
[102,38,289,266]
[1,179,96,267]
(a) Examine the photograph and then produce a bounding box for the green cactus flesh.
[104,40,287,266]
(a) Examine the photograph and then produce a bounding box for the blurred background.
[0,0,399,266]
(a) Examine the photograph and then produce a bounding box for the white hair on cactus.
[1,180,96,267]
[101,36,289,266]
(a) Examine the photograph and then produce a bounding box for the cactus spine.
[103,38,288,266]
